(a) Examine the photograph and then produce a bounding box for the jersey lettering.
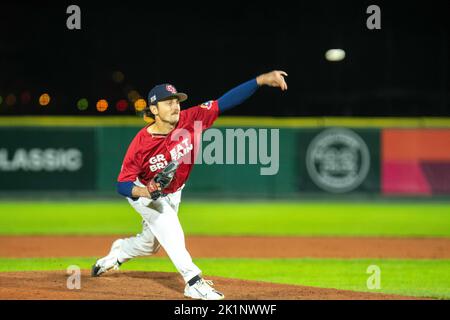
[170,138,193,161]
[149,154,168,172]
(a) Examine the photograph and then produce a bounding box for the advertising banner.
[382,129,450,195]
[297,128,381,194]
[0,127,96,190]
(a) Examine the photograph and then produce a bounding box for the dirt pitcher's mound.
[0,270,422,300]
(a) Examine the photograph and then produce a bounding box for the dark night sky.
[0,0,449,116]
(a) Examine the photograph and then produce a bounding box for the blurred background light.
[96,99,108,112]
[116,99,128,112]
[127,90,140,103]
[39,93,51,106]
[77,98,89,111]
[325,49,346,62]
[112,71,125,83]
[6,94,17,106]
[134,98,147,111]
[20,91,31,105]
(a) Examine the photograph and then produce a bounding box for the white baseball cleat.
[91,239,125,277]
[184,278,225,300]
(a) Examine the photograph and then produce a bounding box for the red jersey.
[117,100,219,194]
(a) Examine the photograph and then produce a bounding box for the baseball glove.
[147,160,180,200]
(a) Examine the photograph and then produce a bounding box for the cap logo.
[166,85,177,94]
[150,95,157,103]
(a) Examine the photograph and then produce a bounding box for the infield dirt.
[0,235,449,259]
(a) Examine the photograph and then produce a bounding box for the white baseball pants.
[115,187,202,283]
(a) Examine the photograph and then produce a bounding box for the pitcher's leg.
[125,194,201,283]
[160,191,224,299]
[91,238,126,277]
[91,199,161,277]
[117,219,160,262]
[147,203,202,283]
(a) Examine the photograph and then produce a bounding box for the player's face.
[156,98,180,125]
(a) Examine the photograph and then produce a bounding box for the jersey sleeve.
[182,100,219,130]
[117,139,142,182]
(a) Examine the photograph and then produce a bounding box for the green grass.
[2,201,448,299]
[1,257,449,299]
[0,201,449,236]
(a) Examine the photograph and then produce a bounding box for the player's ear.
[150,104,158,116]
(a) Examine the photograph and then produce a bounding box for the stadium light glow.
[112,71,125,83]
[6,94,17,106]
[127,90,140,103]
[134,98,147,111]
[96,99,108,112]
[39,93,51,106]
[116,99,128,112]
[77,98,89,111]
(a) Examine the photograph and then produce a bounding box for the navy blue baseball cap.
[147,84,188,106]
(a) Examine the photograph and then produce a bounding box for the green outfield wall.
[0,116,449,198]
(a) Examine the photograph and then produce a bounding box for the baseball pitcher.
[91,70,288,300]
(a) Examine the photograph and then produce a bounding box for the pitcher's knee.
[138,237,160,255]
